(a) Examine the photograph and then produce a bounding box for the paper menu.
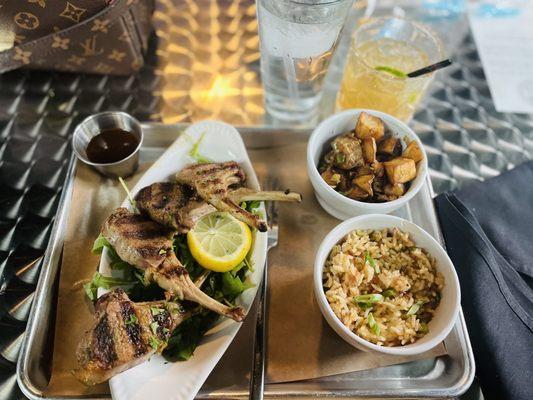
[468,2,533,114]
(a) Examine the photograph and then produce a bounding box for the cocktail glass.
[336,17,444,122]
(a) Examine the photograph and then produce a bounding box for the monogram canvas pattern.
[13,47,31,64]
[14,12,40,30]
[59,2,88,24]
[4,1,108,43]
[0,0,154,75]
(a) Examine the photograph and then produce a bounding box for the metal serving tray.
[17,124,475,399]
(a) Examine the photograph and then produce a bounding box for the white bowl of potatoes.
[307,109,428,219]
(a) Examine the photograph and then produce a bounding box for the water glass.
[257,0,354,123]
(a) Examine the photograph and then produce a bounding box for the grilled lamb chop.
[74,289,187,385]
[175,162,301,232]
[102,208,245,322]
[136,179,300,233]
[135,182,216,233]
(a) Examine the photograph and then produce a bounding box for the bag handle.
[0,0,134,74]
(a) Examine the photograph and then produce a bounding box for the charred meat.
[135,182,216,233]
[102,208,245,322]
[74,289,187,385]
[175,162,301,232]
[136,163,300,233]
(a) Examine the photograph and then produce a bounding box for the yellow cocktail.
[336,18,443,122]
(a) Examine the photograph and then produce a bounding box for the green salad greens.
[188,131,212,164]
[86,201,259,360]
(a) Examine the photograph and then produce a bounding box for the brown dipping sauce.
[86,129,139,164]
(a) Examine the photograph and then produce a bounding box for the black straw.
[407,59,452,78]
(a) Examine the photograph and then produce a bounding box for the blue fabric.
[435,161,533,400]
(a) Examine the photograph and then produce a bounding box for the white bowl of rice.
[314,214,460,355]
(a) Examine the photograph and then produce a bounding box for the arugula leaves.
[162,234,254,360]
[150,306,165,316]
[188,132,212,164]
[173,234,205,280]
[149,336,162,351]
[164,311,219,360]
[92,234,110,254]
[83,272,135,301]
[221,270,254,299]
[88,235,157,301]
[240,200,262,219]
[92,234,135,273]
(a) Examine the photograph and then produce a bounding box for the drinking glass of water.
[257,0,354,123]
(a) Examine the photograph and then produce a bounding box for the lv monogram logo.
[13,47,31,64]
[14,12,40,30]
[59,2,86,23]
[52,35,70,50]
[80,35,103,57]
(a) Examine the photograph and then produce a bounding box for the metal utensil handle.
[250,255,268,399]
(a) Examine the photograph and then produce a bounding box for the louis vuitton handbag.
[0,0,154,75]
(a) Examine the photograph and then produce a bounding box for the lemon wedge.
[187,212,252,272]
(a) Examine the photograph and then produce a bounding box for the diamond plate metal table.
[0,1,531,399]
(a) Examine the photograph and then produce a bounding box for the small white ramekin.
[307,109,428,220]
[314,214,460,356]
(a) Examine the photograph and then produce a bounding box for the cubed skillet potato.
[317,112,423,204]
[402,141,424,163]
[356,165,374,176]
[384,157,417,184]
[376,193,399,202]
[384,183,406,197]
[353,174,374,196]
[371,162,386,193]
[372,161,385,178]
[332,135,364,170]
[378,137,402,157]
[345,186,370,200]
[321,167,342,188]
[355,112,385,140]
[362,137,377,163]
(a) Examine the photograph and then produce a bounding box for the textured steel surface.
[0,36,162,400]
[154,0,263,124]
[0,0,531,398]
[413,43,533,194]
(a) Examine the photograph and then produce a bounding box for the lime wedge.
[374,66,407,78]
